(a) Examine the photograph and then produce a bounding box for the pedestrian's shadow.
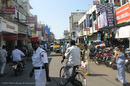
[90,74,108,77]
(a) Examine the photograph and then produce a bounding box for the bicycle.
[59,59,87,86]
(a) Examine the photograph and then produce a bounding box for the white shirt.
[66,43,70,49]
[32,47,48,67]
[12,49,25,61]
[65,45,80,66]
[0,48,7,63]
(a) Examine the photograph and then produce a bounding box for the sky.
[29,0,93,39]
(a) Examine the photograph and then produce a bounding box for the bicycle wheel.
[59,66,68,85]
[75,71,87,86]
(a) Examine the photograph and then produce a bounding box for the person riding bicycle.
[62,40,80,78]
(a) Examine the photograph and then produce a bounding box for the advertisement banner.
[114,0,120,6]
[115,2,130,24]
[98,11,107,29]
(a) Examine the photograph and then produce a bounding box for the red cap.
[30,37,39,42]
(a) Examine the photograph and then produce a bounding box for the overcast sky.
[29,0,93,39]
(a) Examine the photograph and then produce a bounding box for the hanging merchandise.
[105,33,108,39]
[108,29,110,39]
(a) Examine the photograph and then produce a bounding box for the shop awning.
[115,25,130,38]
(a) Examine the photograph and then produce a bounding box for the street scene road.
[0,52,130,86]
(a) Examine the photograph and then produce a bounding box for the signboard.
[3,34,18,41]
[1,19,18,33]
[95,24,98,30]
[114,0,120,6]
[106,8,115,27]
[96,3,113,13]
[18,24,27,34]
[93,1,100,5]
[35,28,41,31]
[1,7,15,14]
[115,2,130,24]
[26,16,37,23]
[84,28,90,31]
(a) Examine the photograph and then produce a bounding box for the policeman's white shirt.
[32,47,48,67]
[12,49,25,61]
[65,45,80,66]
[0,48,7,63]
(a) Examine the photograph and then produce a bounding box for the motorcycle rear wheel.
[126,63,130,73]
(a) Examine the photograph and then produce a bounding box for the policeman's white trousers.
[117,63,127,84]
[34,69,46,86]
[1,62,6,74]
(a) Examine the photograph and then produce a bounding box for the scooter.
[11,61,24,76]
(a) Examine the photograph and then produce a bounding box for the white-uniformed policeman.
[63,40,80,78]
[29,37,51,86]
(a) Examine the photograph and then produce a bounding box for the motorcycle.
[125,48,130,73]
[94,48,112,65]
[11,61,24,76]
[125,58,130,73]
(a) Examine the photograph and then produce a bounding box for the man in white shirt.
[66,41,70,49]
[63,40,80,78]
[0,46,7,77]
[12,46,25,66]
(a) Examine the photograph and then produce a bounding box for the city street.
[0,52,130,86]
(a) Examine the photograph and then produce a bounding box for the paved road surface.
[0,52,130,86]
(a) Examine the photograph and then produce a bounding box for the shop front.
[18,24,28,48]
[115,25,130,48]
[0,17,18,52]
[115,2,130,48]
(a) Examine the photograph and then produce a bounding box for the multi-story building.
[77,0,130,48]
[69,12,85,40]
[0,0,33,52]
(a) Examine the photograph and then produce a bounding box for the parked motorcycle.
[125,48,130,73]
[94,47,113,65]
[11,61,24,76]
[125,58,130,73]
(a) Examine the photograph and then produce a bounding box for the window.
[122,0,129,5]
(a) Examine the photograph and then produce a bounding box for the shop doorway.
[6,41,15,63]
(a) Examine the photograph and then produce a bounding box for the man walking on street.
[0,45,7,77]
[29,37,51,86]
